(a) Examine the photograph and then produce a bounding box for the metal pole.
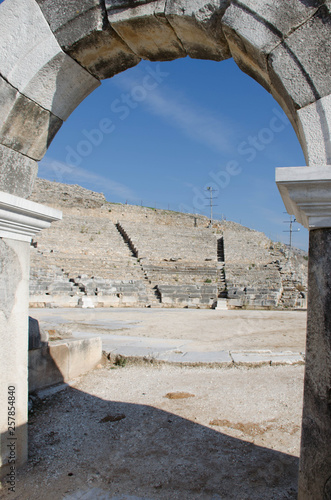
[210,188,213,222]
[283,215,300,252]
[206,186,217,225]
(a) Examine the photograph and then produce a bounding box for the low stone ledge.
[28,337,102,392]
[230,350,305,366]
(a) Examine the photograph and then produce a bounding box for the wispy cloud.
[145,90,236,154]
[114,73,238,155]
[38,157,136,201]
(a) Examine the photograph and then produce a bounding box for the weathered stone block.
[29,337,101,392]
[99,296,120,306]
[67,337,101,379]
[106,1,186,61]
[189,297,200,304]
[202,286,217,293]
[0,78,62,161]
[0,76,18,127]
[165,0,230,60]
[77,296,95,308]
[0,0,100,120]
[160,296,173,304]
[36,0,103,34]
[159,286,176,294]
[0,144,38,198]
[36,0,140,79]
[222,3,277,92]
[47,282,74,293]
[230,0,321,37]
[228,298,243,307]
[297,93,331,165]
[18,51,100,121]
[200,296,213,304]
[122,295,137,304]
[0,0,53,82]
[269,5,331,110]
[28,343,67,392]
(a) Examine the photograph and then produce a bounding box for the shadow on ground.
[2,384,299,500]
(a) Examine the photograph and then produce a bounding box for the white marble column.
[276,166,331,500]
[0,191,61,480]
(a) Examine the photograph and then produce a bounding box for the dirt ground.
[1,362,304,500]
[1,309,307,499]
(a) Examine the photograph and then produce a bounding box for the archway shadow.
[4,383,299,500]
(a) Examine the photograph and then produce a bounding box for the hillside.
[28,179,308,309]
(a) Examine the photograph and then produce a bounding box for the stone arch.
[0,0,330,200]
[1,1,331,498]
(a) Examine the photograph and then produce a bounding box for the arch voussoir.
[36,0,141,80]
[0,76,62,162]
[297,94,331,165]
[164,0,230,61]
[268,4,331,111]
[106,0,187,61]
[0,144,38,198]
[0,0,100,120]
[222,1,331,166]
[0,0,102,162]
[105,0,232,64]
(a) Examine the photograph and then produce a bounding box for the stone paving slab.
[102,337,303,366]
[157,350,232,365]
[230,350,305,366]
[110,345,171,358]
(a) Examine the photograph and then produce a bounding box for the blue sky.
[38,57,308,250]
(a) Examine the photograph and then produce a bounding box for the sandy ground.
[0,309,307,499]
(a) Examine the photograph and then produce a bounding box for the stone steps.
[28,180,308,310]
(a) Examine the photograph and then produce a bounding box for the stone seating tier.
[157,284,218,307]
[28,179,308,309]
[118,221,218,263]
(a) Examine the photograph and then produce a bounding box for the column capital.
[276,166,331,230]
[0,190,62,242]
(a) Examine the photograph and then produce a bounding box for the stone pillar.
[0,191,61,479]
[299,228,331,498]
[276,166,331,499]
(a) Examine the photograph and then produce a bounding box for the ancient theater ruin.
[0,1,331,498]
[28,178,308,311]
